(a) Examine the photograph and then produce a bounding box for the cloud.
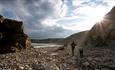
[0,0,115,38]
[0,0,71,38]
[28,25,76,39]
[59,0,115,31]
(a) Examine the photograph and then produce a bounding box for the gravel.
[0,45,115,70]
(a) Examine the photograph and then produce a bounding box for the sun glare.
[62,6,111,31]
[92,13,104,23]
[90,7,107,23]
[80,6,109,31]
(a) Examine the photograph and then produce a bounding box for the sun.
[81,6,110,31]
[90,7,107,23]
[61,6,111,31]
[93,13,104,23]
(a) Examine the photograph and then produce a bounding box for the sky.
[0,0,114,39]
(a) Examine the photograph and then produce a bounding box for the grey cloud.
[79,0,108,7]
[0,0,73,38]
[23,0,55,18]
[29,26,75,39]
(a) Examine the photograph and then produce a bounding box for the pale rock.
[19,66,24,70]
[82,62,90,66]
[94,58,102,62]
[87,57,93,61]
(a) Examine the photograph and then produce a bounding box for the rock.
[113,60,115,63]
[82,6,115,47]
[42,51,47,54]
[32,64,38,70]
[19,66,24,70]
[109,65,115,68]
[91,60,97,65]
[74,68,78,70]
[94,58,102,62]
[0,15,31,53]
[56,46,65,51]
[14,34,31,49]
[50,53,58,56]
[101,68,110,70]
[82,62,90,66]
[24,65,32,70]
[87,57,93,61]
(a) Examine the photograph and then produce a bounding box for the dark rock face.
[0,15,31,53]
[84,6,115,47]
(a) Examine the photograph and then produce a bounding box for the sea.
[31,43,62,48]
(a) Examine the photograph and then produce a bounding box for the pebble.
[94,58,102,62]
[19,66,24,70]
[82,62,90,66]
[87,57,93,61]
[101,68,110,70]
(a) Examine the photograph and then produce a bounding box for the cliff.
[63,6,115,48]
[64,31,88,46]
[0,15,31,53]
[81,6,115,47]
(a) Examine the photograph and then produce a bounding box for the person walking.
[79,47,83,58]
[71,41,76,56]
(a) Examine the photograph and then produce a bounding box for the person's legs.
[72,46,75,56]
[79,49,83,58]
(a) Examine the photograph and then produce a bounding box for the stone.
[87,57,93,61]
[50,53,58,56]
[14,34,31,49]
[101,68,110,70]
[82,62,90,66]
[109,64,115,68]
[91,60,97,65]
[94,58,102,62]
[19,66,24,70]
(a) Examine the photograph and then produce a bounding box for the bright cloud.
[59,0,115,31]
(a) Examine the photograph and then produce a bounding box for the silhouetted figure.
[71,41,76,56]
[79,47,83,58]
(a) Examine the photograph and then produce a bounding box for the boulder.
[82,62,90,67]
[14,34,31,49]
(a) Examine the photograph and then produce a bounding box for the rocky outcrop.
[0,15,31,53]
[83,6,115,47]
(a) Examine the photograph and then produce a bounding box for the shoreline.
[31,43,63,48]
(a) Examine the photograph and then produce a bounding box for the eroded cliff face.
[84,6,115,47]
[0,15,31,53]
